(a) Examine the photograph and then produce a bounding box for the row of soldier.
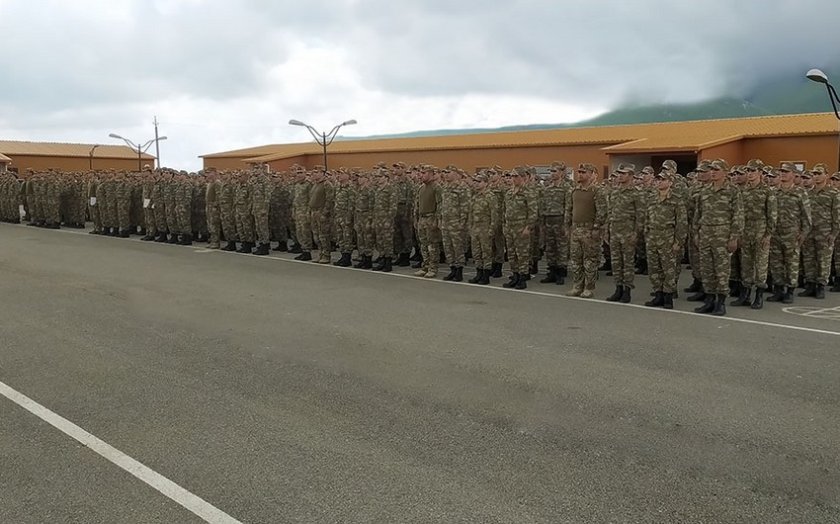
[1,159,838,317]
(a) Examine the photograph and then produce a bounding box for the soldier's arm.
[831,192,840,239]
[731,189,744,242]
[800,194,813,237]
[594,188,607,230]
[675,201,688,245]
[766,191,778,237]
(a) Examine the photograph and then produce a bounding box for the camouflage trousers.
[697,225,732,295]
[253,202,270,244]
[646,235,678,293]
[801,230,834,285]
[294,210,312,250]
[334,214,354,253]
[730,248,742,284]
[207,203,222,247]
[143,205,156,236]
[688,232,701,279]
[154,202,168,234]
[373,214,395,258]
[236,204,255,243]
[492,228,505,264]
[441,218,467,266]
[504,223,532,275]
[176,200,192,235]
[739,234,770,289]
[164,197,177,233]
[46,192,61,225]
[311,210,331,254]
[220,202,237,242]
[269,205,289,244]
[416,215,441,273]
[609,228,637,288]
[469,224,493,270]
[542,216,568,267]
[117,197,131,230]
[530,221,542,261]
[835,236,840,277]
[769,232,801,288]
[394,204,413,255]
[90,203,102,232]
[355,213,374,257]
[569,225,601,291]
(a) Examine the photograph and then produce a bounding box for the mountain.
[349,69,840,140]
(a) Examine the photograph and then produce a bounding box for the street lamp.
[88,144,100,170]
[288,118,357,172]
[806,68,840,170]
[108,133,168,170]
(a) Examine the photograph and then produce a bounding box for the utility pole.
[153,116,161,168]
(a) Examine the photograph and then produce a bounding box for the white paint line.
[18,223,840,338]
[0,380,242,524]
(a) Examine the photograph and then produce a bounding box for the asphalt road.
[1,223,839,523]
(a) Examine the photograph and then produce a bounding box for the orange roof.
[0,140,155,159]
[199,112,840,163]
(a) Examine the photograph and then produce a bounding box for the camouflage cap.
[831,171,840,180]
[661,159,678,172]
[745,159,765,170]
[778,161,801,173]
[473,173,489,182]
[729,165,746,175]
[810,163,828,175]
[577,163,598,174]
[616,162,635,175]
[549,161,567,171]
[709,159,730,172]
[641,166,655,175]
[695,160,712,172]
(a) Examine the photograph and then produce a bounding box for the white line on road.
[0,380,242,524]
[26,224,840,338]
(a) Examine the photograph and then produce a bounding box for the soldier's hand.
[521,225,530,236]
[762,235,771,249]
[726,239,738,253]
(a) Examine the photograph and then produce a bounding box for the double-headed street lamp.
[288,119,357,172]
[806,68,840,171]
[108,133,168,170]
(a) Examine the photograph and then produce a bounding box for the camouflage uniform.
[251,172,272,248]
[801,178,840,290]
[269,176,290,249]
[739,178,777,296]
[606,179,644,291]
[116,174,133,235]
[151,175,169,240]
[414,179,442,276]
[141,177,157,239]
[175,175,194,242]
[163,175,178,239]
[218,176,238,244]
[393,173,414,260]
[372,174,398,267]
[235,176,255,247]
[565,167,607,296]
[309,179,333,262]
[205,178,222,249]
[440,178,469,268]
[503,179,538,280]
[293,178,313,251]
[192,178,208,240]
[468,183,498,272]
[333,179,356,256]
[354,178,375,264]
[770,184,812,291]
[540,179,571,277]
[644,186,688,296]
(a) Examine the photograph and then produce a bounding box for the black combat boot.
[781,286,794,304]
[728,280,741,298]
[155,232,168,242]
[766,285,783,302]
[832,280,840,292]
[645,291,664,307]
[453,266,463,282]
[333,252,352,267]
[540,266,558,284]
[490,262,503,278]
[798,282,816,297]
[140,234,155,241]
[439,252,447,264]
[253,243,270,256]
[221,241,237,251]
[606,285,623,302]
[730,287,751,307]
[353,255,369,269]
[529,259,539,275]
[371,256,386,271]
[166,233,179,243]
[411,257,423,269]
[686,288,707,302]
[694,295,715,314]
[711,294,727,316]
[515,273,527,289]
[620,286,631,304]
[298,250,313,261]
[751,289,764,309]
[442,266,457,280]
[409,248,422,262]
[478,268,490,285]
[556,266,566,285]
[684,277,702,293]
[503,273,519,288]
[289,243,303,254]
[180,234,193,246]
[237,242,252,254]
[381,257,393,273]
[394,253,411,267]
[468,269,482,284]
[118,228,130,238]
[815,284,826,299]
[272,241,288,252]
[663,292,674,310]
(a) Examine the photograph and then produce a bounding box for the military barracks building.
[0,140,155,173]
[201,112,840,175]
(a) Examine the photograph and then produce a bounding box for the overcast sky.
[2,0,839,170]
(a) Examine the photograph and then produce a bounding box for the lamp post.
[108,133,168,170]
[288,118,357,172]
[806,68,840,171]
[88,144,100,170]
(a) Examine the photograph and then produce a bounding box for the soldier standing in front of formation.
[502,168,538,290]
[767,162,812,304]
[466,171,497,285]
[439,167,469,282]
[413,166,442,278]
[798,164,839,299]
[605,163,644,303]
[565,163,607,298]
[692,159,744,316]
[643,170,687,309]
[731,159,777,309]
[539,162,571,285]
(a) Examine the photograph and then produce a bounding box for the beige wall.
[741,135,840,172]
[5,154,152,172]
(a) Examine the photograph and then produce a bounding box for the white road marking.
[0,380,242,524]
[18,223,840,338]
